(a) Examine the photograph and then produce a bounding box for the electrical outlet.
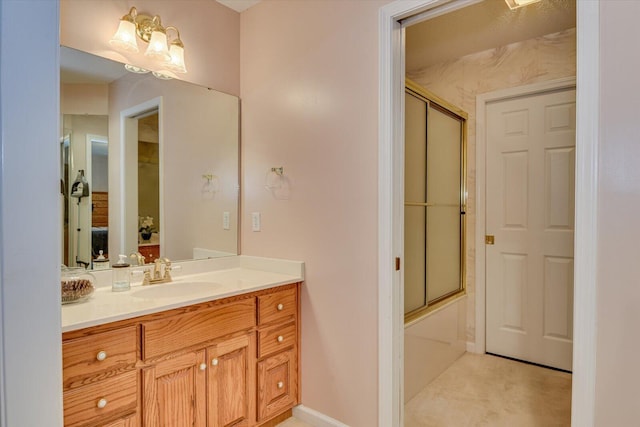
[251,212,261,232]
[223,211,230,230]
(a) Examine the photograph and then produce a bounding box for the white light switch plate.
[251,212,261,232]
[223,211,230,230]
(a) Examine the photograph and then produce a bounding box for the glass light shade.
[152,71,173,80]
[124,64,150,74]
[109,19,139,52]
[145,30,170,61]
[167,44,187,73]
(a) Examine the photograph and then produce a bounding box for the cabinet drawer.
[257,348,297,422]
[63,326,137,390]
[258,322,296,359]
[142,298,255,360]
[63,370,137,427]
[257,287,297,326]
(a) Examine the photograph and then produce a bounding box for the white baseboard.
[466,341,477,353]
[292,405,349,427]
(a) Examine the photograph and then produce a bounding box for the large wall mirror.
[60,46,239,268]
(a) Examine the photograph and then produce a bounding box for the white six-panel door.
[485,88,576,371]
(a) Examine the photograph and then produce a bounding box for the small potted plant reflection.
[139,216,156,241]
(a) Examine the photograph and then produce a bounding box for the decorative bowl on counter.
[61,267,95,304]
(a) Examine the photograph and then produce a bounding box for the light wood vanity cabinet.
[62,283,300,427]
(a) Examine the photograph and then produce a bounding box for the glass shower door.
[404,83,466,319]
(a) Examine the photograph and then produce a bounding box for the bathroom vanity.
[61,257,303,427]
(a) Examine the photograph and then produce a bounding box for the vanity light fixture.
[504,0,542,9]
[109,6,187,74]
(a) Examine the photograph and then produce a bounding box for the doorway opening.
[378,1,598,426]
[120,97,163,259]
[404,0,576,418]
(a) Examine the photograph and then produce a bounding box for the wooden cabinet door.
[207,333,256,427]
[143,350,206,427]
[257,348,297,423]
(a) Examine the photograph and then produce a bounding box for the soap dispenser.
[112,254,131,292]
[93,250,109,271]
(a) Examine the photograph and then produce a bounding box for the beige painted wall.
[60,0,240,96]
[407,28,576,343]
[240,1,387,425]
[61,83,108,115]
[595,2,640,424]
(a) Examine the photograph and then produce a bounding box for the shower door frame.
[404,80,468,324]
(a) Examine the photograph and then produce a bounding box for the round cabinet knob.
[97,398,108,409]
[211,358,219,366]
[277,381,284,389]
[199,363,207,371]
[277,303,284,311]
[96,351,107,361]
[277,335,284,343]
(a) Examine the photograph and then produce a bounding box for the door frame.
[474,76,577,356]
[378,1,599,427]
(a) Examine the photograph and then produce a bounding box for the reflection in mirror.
[60,46,239,269]
[137,111,160,255]
[61,115,109,267]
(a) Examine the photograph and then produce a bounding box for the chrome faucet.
[142,257,174,285]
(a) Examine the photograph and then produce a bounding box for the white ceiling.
[216,0,261,13]
[406,0,576,73]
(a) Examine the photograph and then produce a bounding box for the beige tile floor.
[405,353,572,427]
[277,353,571,427]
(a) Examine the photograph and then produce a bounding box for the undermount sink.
[131,281,223,299]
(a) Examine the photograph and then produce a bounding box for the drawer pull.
[277,381,284,389]
[211,358,219,366]
[199,363,207,371]
[97,398,108,409]
[277,335,284,343]
[277,303,284,311]
[96,351,107,361]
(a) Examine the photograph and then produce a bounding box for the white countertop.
[62,256,304,333]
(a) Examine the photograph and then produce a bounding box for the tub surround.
[62,255,304,332]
